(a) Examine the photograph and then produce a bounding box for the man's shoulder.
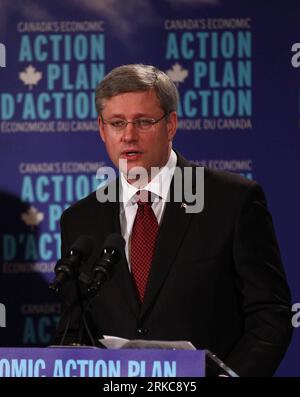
[204,167,255,190]
[202,167,266,214]
[61,190,99,221]
[61,178,118,222]
[176,153,262,212]
[176,151,256,192]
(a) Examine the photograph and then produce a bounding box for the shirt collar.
[120,149,177,208]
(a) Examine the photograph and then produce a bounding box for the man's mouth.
[121,150,143,159]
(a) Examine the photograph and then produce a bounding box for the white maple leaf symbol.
[166,63,189,86]
[21,206,44,230]
[19,65,42,89]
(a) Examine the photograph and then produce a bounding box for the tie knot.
[136,190,152,206]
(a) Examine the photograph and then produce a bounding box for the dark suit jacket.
[55,153,292,377]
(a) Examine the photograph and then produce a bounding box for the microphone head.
[70,235,93,258]
[50,235,94,293]
[102,233,125,253]
[86,234,125,294]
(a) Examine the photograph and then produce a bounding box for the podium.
[0,347,238,377]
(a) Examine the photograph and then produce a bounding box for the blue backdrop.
[0,0,299,376]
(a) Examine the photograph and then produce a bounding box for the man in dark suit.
[55,64,292,376]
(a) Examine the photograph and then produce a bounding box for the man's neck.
[125,149,173,187]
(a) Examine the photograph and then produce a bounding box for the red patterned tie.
[131,190,159,303]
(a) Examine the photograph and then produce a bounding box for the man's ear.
[167,111,177,141]
[98,116,106,142]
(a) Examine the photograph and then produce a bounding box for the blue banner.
[0,348,205,377]
[0,0,299,376]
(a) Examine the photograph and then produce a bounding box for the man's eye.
[137,119,153,127]
[110,120,126,128]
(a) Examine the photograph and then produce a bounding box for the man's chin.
[119,158,142,172]
[118,160,151,185]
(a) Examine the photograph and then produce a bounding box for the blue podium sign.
[0,348,205,377]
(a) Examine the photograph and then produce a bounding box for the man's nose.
[122,122,139,142]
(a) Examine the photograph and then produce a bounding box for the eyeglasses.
[101,113,169,133]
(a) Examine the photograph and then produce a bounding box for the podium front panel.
[0,348,205,377]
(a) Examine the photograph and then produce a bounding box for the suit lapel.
[140,154,196,318]
[101,180,140,317]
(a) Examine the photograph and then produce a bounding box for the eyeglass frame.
[100,112,170,133]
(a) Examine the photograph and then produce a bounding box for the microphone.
[77,234,124,345]
[49,235,93,293]
[87,233,125,294]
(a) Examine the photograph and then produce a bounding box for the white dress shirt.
[119,150,177,269]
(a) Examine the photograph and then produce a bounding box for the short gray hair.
[95,64,179,115]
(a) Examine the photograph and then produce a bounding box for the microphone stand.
[50,263,88,346]
[78,293,98,346]
[50,282,80,346]
[57,276,97,347]
[58,301,73,346]
[77,267,112,347]
[49,235,94,346]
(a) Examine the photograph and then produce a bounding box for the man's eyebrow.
[103,113,125,118]
[105,112,153,119]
